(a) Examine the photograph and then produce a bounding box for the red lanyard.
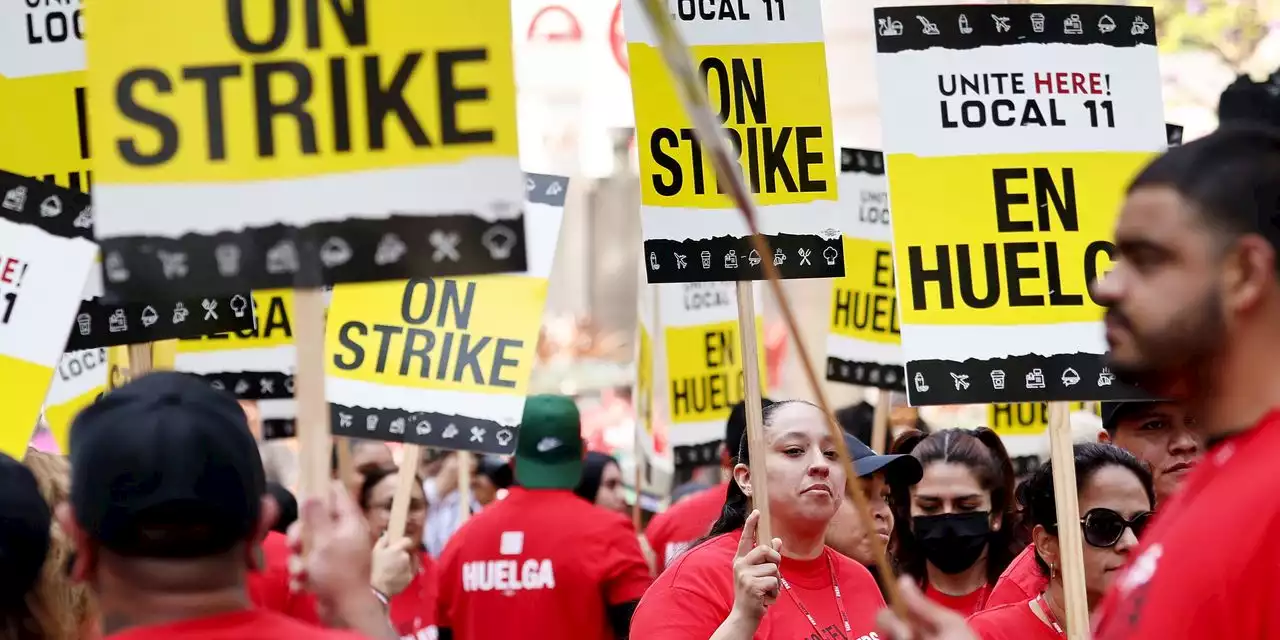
[778,550,852,636]
[1035,593,1067,637]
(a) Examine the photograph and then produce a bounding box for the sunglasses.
[1080,508,1153,548]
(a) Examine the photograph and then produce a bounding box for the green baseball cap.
[514,395,584,489]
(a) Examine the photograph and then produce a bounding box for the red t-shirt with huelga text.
[631,532,885,639]
[644,483,728,570]
[967,600,1061,640]
[436,488,652,640]
[986,545,1048,610]
[1093,411,1280,639]
[103,609,364,640]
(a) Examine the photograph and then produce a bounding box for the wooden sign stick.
[1048,401,1090,639]
[386,444,424,540]
[736,282,771,540]
[292,289,332,502]
[637,0,903,617]
[871,389,892,454]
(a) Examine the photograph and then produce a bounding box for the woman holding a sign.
[967,444,1154,638]
[890,429,1021,617]
[357,465,438,640]
[630,400,887,639]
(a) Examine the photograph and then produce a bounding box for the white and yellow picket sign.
[85,0,527,299]
[623,0,843,284]
[325,174,569,455]
[826,148,903,392]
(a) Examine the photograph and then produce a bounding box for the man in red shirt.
[55,372,390,639]
[987,399,1202,608]
[436,395,652,639]
[643,400,766,570]
[878,126,1280,640]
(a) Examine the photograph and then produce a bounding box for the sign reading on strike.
[874,4,1165,405]
[325,174,568,454]
[85,0,527,299]
[623,0,843,283]
[0,171,96,458]
[826,148,903,392]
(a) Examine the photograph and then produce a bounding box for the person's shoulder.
[660,533,736,582]
[967,600,1031,636]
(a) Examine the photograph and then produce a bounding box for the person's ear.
[989,510,1002,533]
[55,502,95,582]
[1223,235,1276,314]
[732,463,752,498]
[1032,524,1060,577]
[245,496,280,570]
[1098,430,1112,444]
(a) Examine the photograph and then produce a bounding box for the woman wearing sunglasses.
[967,443,1154,638]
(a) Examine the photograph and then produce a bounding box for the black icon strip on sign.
[329,404,520,456]
[63,292,257,352]
[839,148,886,176]
[199,371,294,401]
[96,213,529,302]
[826,357,906,392]
[644,233,844,284]
[874,5,1158,54]
[261,419,297,441]
[673,441,722,471]
[904,352,1156,406]
[0,169,93,241]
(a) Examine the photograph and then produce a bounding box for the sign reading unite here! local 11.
[623,0,844,284]
[84,0,527,299]
[874,4,1165,405]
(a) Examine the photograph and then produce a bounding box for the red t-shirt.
[967,600,1061,640]
[986,545,1048,609]
[246,531,322,624]
[644,483,728,569]
[923,583,988,617]
[103,609,363,639]
[390,554,439,640]
[1093,411,1280,639]
[631,531,886,639]
[436,488,652,640]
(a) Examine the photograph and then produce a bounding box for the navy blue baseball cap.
[69,372,265,558]
[845,432,923,486]
[0,452,50,607]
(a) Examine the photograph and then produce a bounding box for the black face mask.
[912,511,992,575]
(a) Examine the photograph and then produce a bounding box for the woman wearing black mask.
[890,428,1021,616]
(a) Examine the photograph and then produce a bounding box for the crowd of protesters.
[3,118,1280,639]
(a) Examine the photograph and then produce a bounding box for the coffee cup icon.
[990,370,1006,389]
[77,313,92,336]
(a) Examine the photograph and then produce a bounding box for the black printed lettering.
[110,1,496,165]
[673,0,751,21]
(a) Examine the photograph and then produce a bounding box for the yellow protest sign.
[873,4,1166,405]
[0,3,88,189]
[827,149,903,391]
[43,349,108,453]
[85,0,527,297]
[623,0,843,283]
[988,401,1101,438]
[178,289,297,400]
[325,174,569,454]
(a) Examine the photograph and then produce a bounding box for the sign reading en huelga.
[826,148,903,391]
[873,4,1166,405]
[177,289,298,401]
[0,1,89,192]
[662,281,766,464]
[623,0,843,284]
[85,0,528,299]
[325,174,569,455]
[0,171,96,458]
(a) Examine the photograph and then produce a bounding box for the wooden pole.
[386,444,424,540]
[871,389,892,453]
[127,342,153,377]
[735,282,771,542]
[293,289,331,501]
[1048,401,1090,639]
[458,452,473,524]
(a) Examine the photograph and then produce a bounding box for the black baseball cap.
[726,398,774,462]
[514,395,584,489]
[1101,401,1159,434]
[69,372,266,558]
[845,432,923,486]
[0,452,51,607]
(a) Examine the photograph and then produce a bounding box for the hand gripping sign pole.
[1048,402,1090,638]
[634,0,903,616]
